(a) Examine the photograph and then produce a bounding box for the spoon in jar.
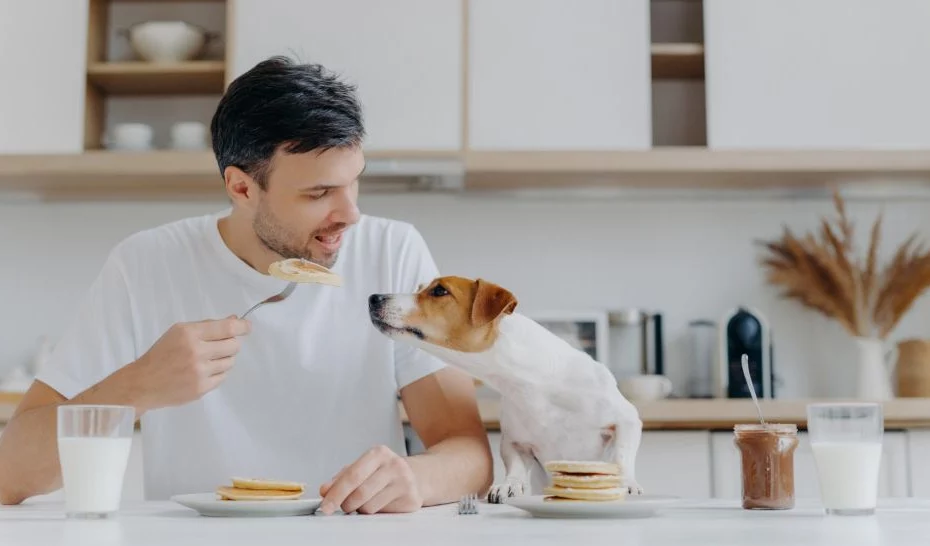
[742,354,767,426]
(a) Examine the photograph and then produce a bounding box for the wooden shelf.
[87,61,226,96]
[0,150,462,200]
[651,43,704,80]
[5,149,930,199]
[464,149,930,190]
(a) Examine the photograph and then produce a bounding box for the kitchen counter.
[3,391,930,430]
[1,498,928,545]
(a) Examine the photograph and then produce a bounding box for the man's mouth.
[314,232,343,252]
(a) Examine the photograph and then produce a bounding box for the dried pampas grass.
[757,189,930,340]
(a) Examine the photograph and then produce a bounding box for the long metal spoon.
[741,353,767,426]
[240,282,297,319]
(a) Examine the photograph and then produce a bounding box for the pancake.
[216,486,304,501]
[549,472,623,489]
[542,485,626,502]
[230,477,305,492]
[543,460,621,476]
[268,258,342,286]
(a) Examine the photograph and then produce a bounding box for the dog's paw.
[625,481,644,496]
[486,481,524,504]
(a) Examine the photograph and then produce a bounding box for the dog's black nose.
[369,294,387,310]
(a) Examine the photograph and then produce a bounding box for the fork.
[240,282,297,319]
[457,493,478,515]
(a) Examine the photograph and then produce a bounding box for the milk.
[811,441,883,511]
[58,437,132,515]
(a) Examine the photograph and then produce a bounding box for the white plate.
[171,493,322,517]
[505,494,679,519]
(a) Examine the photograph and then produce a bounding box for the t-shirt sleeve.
[35,248,137,399]
[392,225,447,390]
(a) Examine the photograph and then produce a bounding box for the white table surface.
[1,497,929,546]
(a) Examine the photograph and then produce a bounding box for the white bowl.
[123,21,214,63]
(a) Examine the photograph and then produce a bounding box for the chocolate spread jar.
[733,423,799,510]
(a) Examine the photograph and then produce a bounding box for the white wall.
[3,193,930,400]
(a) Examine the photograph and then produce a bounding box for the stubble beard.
[252,199,343,269]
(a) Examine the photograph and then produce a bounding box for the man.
[0,56,492,515]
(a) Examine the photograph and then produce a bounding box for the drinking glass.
[57,405,135,519]
[806,403,883,516]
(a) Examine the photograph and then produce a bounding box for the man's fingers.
[203,337,241,360]
[319,449,389,514]
[340,467,393,514]
[197,316,251,341]
[204,356,234,377]
[203,370,229,392]
[356,483,401,515]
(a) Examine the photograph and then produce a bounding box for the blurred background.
[3,0,930,502]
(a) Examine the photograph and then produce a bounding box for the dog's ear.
[471,279,518,327]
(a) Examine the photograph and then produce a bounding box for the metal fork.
[240,282,297,319]
[457,493,478,515]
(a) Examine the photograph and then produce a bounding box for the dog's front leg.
[603,421,644,496]
[487,433,535,504]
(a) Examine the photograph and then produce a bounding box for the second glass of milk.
[57,405,135,519]
[807,402,883,516]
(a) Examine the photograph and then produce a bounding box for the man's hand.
[318,445,422,515]
[126,316,251,414]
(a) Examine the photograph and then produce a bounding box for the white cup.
[57,405,135,519]
[619,374,673,401]
[170,121,208,150]
[807,402,883,516]
[104,123,153,151]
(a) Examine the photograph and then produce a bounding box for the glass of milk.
[807,402,883,516]
[57,405,135,519]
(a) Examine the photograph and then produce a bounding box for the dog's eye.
[430,284,449,297]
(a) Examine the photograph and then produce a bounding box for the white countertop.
[2,497,928,545]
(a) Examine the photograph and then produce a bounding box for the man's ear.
[470,279,518,327]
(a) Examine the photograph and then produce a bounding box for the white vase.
[854,337,894,400]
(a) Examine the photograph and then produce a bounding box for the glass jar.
[733,423,799,510]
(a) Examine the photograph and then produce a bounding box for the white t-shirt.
[37,211,446,500]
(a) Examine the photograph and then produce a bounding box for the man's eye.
[306,190,328,200]
[430,284,449,297]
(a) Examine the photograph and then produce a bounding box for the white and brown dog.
[368,276,643,503]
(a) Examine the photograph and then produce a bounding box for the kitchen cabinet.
[467,0,651,150]
[228,0,463,152]
[908,430,930,497]
[703,0,930,149]
[637,431,713,498]
[710,430,910,500]
[0,0,88,154]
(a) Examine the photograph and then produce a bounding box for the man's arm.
[401,368,493,504]
[318,367,492,514]
[0,318,249,505]
[0,376,137,505]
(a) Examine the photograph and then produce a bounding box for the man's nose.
[331,188,361,225]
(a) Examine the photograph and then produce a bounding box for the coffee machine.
[716,306,774,399]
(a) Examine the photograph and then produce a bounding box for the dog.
[368,275,643,503]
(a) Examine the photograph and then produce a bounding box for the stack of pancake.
[542,461,626,502]
[216,477,306,501]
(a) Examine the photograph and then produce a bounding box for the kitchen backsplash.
[3,194,930,399]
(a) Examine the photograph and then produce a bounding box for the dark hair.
[210,56,365,189]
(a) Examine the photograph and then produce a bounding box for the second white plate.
[505,494,679,519]
[171,493,322,517]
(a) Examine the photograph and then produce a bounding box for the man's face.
[251,146,363,269]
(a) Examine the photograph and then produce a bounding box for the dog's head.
[368,276,518,353]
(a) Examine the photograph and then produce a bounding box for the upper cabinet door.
[467,0,652,151]
[0,0,88,154]
[229,0,463,152]
[704,0,930,149]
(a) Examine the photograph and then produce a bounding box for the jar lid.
[733,423,798,434]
